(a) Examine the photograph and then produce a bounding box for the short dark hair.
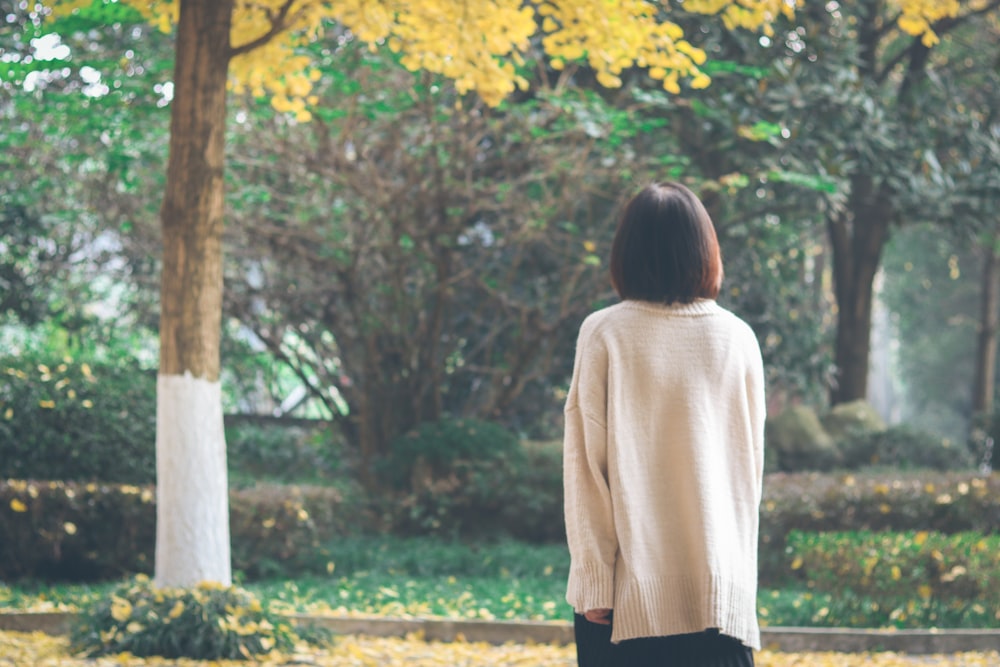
[609,181,723,304]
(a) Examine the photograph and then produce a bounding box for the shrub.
[765,405,842,471]
[5,470,997,584]
[226,419,346,485]
[0,354,156,483]
[758,472,999,585]
[0,480,368,581]
[786,530,1000,616]
[837,425,975,471]
[0,479,156,580]
[376,418,528,537]
[500,440,565,543]
[69,576,299,660]
[821,400,885,443]
[229,483,372,579]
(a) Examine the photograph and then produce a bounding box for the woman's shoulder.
[578,301,635,336]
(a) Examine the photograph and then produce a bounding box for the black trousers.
[574,614,755,667]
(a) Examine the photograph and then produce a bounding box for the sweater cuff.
[566,562,615,613]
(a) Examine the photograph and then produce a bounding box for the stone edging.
[2,611,999,655]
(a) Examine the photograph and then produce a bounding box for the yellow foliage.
[9,498,27,512]
[891,0,961,47]
[46,0,968,113]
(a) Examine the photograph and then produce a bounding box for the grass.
[2,536,997,629]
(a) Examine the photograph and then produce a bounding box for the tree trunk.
[972,229,1000,415]
[155,0,234,588]
[827,174,892,405]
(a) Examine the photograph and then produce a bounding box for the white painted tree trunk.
[154,372,231,587]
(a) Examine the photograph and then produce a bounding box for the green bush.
[820,400,885,443]
[758,472,999,585]
[499,440,565,543]
[0,479,156,580]
[69,576,299,660]
[0,353,156,483]
[0,480,368,581]
[786,530,1000,617]
[837,425,974,471]
[376,418,528,537]
[757,587,999,629]
[765,405,842,472]
[229,483,372,579]
[226,419,345,485]
[5,470,997,584]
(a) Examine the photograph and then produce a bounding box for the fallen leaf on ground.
[1,631,997,667]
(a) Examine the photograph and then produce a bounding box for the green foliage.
[765,405,841,472]
[0,479,155,580]
[837,425,975,471]
[0,353,156,484]
[229,483,370,580]
[880,224,982,442]
[499,440,564,543]
[757,586,998,629]
[821,400,886,443]
[316,535,569,580]
[0,205,60,325]
[758,472,999,585]
[377,418,528,537]
[970,409,998,472]
[9,531,1000,629]
[786,530,1000,627]
[69,577,299,660]
[226,420,346,486]
[0,480,365,581]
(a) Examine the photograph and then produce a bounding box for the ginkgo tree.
[36,0,952,589]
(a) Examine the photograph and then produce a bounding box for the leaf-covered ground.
[2,631,998,666]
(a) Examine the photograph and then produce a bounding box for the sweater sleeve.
[745,333,767,507]
[563,321,617,613]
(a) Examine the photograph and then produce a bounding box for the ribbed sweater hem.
[566,562,616,614]
[609,573,760,650]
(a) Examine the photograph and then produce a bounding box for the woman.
[564,181,766,667]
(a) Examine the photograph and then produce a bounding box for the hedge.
[2,471,997,583]
[0,480,369,581]
[784,530,1000,627]
[757,472,999,584]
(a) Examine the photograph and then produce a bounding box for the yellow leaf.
[690,73,712,89]
[110,598,133,622]
[9,499,27,513]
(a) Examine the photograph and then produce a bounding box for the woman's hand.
[584,608,612,625]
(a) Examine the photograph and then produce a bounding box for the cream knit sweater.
[563,299,766,648]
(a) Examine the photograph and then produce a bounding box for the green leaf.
[767,170,838,193]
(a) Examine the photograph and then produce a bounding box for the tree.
[221,49,652,474]
[759,0,1000,406]
[33,0,795,588]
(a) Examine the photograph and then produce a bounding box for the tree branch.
[228,0,299,58]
